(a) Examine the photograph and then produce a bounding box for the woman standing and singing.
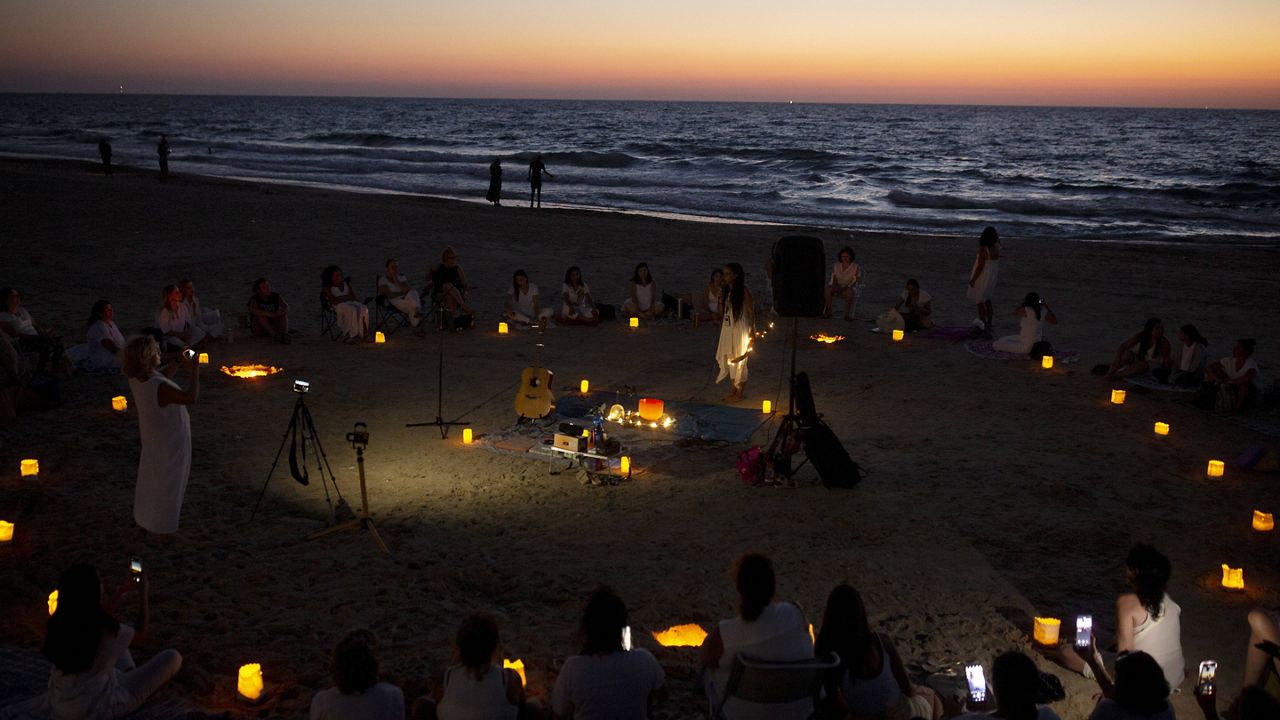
[716,262,754,402]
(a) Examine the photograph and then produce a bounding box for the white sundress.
[966,249,1000,304]
[329,284,369,339]
[716,298,752,385]
[129,373,191,534]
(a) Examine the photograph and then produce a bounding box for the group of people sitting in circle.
[1098,318,1265,414]
[26,549,1280,720]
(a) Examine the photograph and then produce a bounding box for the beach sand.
[1,157,1277,719]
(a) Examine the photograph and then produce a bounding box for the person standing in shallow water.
[528,154,552,208]
[156,135,170,182]
[486,158,503,206]
[98,138,113,176]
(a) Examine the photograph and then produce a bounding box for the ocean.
[2,94,1278,244]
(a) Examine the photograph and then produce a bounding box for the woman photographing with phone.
[124,335,198,536]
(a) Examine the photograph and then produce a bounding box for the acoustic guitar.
[515,324,555,419]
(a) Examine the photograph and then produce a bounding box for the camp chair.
[711,652,839,720]
[319,291,343,340]
[847,270,868,320]
[370,275,414,334]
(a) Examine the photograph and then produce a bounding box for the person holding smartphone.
[991,292,1057,355]
[951,651,1061,720]
[124,335,198,536]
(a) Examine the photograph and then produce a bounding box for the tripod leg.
[252,397,303,519]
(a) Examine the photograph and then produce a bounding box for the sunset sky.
[2,0,1278,108]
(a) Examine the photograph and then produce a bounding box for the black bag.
[1029,340,1053,359]
[803,420,863,489]
[597,303,617,322]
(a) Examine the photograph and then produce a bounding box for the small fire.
[652,623,708,647]
[810,333,846,344]
[220,364,283,379]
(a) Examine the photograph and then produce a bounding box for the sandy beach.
[1,157,1277,719]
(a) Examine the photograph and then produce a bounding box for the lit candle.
[503,659,527,687]
[462,428,473,444]
[374,331,386,344]
[237,663,264,701]
[1206,460,1225,478]
[112,395,128,412]
[1252,510,1274,532]
[762,399,772,414]
[1153,422,1169,436]
[1110,389,1126,405]
[498,322,509,335]
[1220,564,1244,591]
[20,459,38,477]
[620,456,631,476]
[198,352,209,365]
[0,520,13,542]
[629,317,639,329]
[580,379,589,394]
[47,590,58,616]
[1033,617,1061,646]
[1041,355,1054,369]
[891,329,904,342]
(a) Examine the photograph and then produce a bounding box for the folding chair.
[370,275,414,334]
[712,652,839,720]
[848,270,868,320]
[319,291,343,340]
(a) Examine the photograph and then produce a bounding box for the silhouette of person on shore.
[98,138,113,176]
[528,155,552,208]
[157,135,171,182]
[486,158,503,206]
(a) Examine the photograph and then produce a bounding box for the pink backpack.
[736,446,764,485]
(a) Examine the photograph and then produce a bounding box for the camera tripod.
[253,388,344,520]
[310,422,389,555]
[406,304,470,439]
[764,317,810,482]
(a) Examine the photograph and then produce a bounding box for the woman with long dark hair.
[1104,318,1171,379]
[42,563,182,718]
[505,269,552,326]
[82,299,126,372]
[992,291,1057,355]
[419,614,523,720]
[815,585,942,719]
[1164,324,1208,386]
[621,262,665,319]
[557,266,599,326]
[1203,338,1263,413]
[714,262,754,401]
[322,265,370,342]
[311,629,404,719]
[966,227,1001,332]
[1088,651,1173,720]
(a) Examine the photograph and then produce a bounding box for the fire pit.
[810,333,846,344]
[220,364,283,379]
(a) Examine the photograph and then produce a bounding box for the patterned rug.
[964,338,1079,363]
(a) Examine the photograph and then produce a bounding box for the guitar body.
[515,366,555,419]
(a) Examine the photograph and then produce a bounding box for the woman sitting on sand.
[967,227,1001,333]
[701,553,813,719]
[715,263,755,401]
[815,584,943,720]
[954,651,1062,720]
[694,268,724,327]
[0,286,66,375]
[991,292,1057,355]
[414,614,525,720]
[622,262,666,319]
[431,247,474,329]
[552,586,666,719]
[41,563,183,719]
[1083,651,1173,720]
[557,266,599,326]
[893,279,934,331]
[310,629,404,720]
[179,279,224,341]
[505,269,553,326]
[823,246,862,320]
[247,278,290,343]
[1201,339,1263,414]
[378,258,424,328]
[82,299,126,372]
[322,265,370,342]
[156,284,206,350]
[1161,324,1208,387]
[1064,544,1184,691]
[1104,318,1171,379]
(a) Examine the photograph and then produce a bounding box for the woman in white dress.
[622,262,666,319]
[505,269,553,326]
[178,279,224,341]
[378,258,424,328]
[419,614,523,720]
[310,629,404,720]
[322,266,370,342]
[83,300,127,372]
[557,266,599,326]
[992,292,1057,355]
[822,246,862,320]
[694,269,724,328]
[715,262,754,402]
[966,226,1001,332]
[124,335,197,535]
[155,284,206,351]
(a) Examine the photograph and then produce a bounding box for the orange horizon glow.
[1,0,1277,109]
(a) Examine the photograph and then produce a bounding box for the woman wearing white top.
[1104,318,1171,380]
[893,279,934,331]
[83,300,127,372]
[1163,324,1208,387]
[322,265,370,342]
[417,614,523,720]
[155,284,206,351]
[967,227,1001,332]
[822,246,862,320]
[1204,338,1263,413]
[701,553,813,720]
[715,263,755,402]
[0,286,66,374]
[310,629,404,720]
[378,258,424,328]
[693,269,724,328]
[621,262,665,319]
[40,563,182,720]
[505,270,553,326]
[124,335,197,535]
[557,266,599,326]
[992,292,1057,355]
[178,279,224,340]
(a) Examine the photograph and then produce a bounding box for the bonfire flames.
[810,333,846,344]
[220,364,283,379]
[652,624,708,647]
